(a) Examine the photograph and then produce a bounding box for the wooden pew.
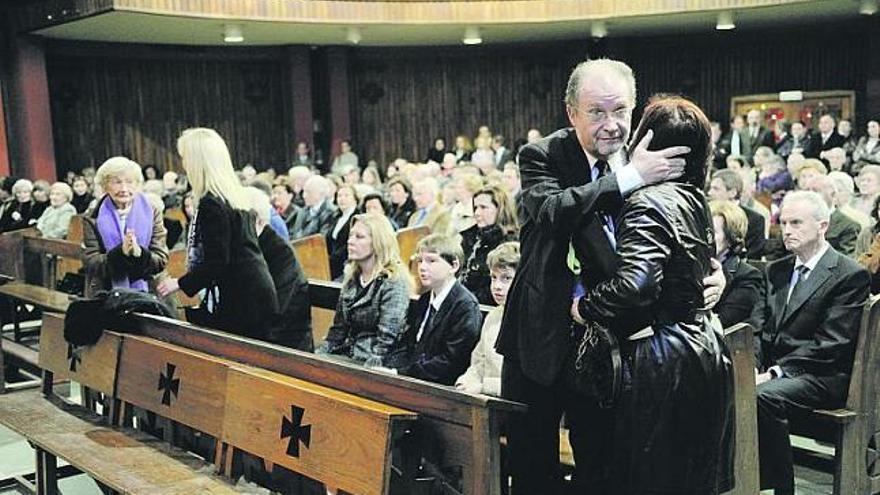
[55,214,85,285]
[130,309,525,495]
[291,234,334,344]
[790,294,880,495]
[166,248,201,311]
[723,322,759,495]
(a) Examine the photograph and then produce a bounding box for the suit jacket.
[805,131,845,158]
[278,204,300,240]
[402,281,482,385]
[290,200,337,240]
[496,127,623,386]
[717,254,765,330]
[327,209,355,280]
[760,248,869,380]
[742,205,766,259]
[826,209,861,257]
[407,204,452,236]
[742,126,774,158]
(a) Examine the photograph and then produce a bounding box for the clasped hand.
[121,229,142,257]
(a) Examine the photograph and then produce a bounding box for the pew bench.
[17,311,420,495]
[790,294,880,495]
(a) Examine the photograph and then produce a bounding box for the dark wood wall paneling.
[350,18,877,165]
[47,43,290,175]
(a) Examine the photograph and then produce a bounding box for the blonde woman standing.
[157,128,277,337]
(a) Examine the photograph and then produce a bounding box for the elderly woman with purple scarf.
[83,156,169,297]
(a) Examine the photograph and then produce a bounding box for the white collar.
[583,149,625,173]
[795,241,830,272]
[429,278,457,311]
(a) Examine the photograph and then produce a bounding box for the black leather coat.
[580,181,735,495]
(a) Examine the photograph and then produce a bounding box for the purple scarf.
[96,193,153,291]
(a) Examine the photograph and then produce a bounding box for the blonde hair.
[11,179,33,195]
[457,174,484,196]
[176,128,249,210]
[94,157,143,191]
[797,158,828,178]
[343,213,412,291]
[710,200,748,253]
[49,182,73,203]
[487,241,520,271]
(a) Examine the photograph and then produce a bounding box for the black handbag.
[570,320,623,409]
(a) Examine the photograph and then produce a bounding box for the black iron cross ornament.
[280,405,311,458]
[66,344,82,372]
[157,363,180,406]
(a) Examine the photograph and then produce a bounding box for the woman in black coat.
[710,199,765,329]
[327,184,359,280]
[573,96,734,495]
[459,185,519,305]
[386,177,416,228]
[0,179,40,233]
[158,128,277,339]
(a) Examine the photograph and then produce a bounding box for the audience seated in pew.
[271,182,300,238]
[246,186,314,351]
[315,213,412,368]
[710,200,765,330]
[327,184,359,280]
[459,186,519,305]
[71,175,94,214]
[755,190,870,495]
[407,177,452,235]
[708,169,767,259]
[361,192,399,230]
[387,176,416,228]
[290,175,337,240]
[808,174,861,257]
[249,178,290,241]
[157,128,278,339]
[400,233,482,385]
[82,157,169,298]
[35,182,77,240]
[455,241,519,396]
[0,179,42,233]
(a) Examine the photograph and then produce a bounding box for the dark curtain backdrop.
[42,18,876,173]
[46,46,288,175]
[351,19,873,165]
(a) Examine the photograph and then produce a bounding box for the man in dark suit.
[496,59,726,494]
[709,169,767,259]
[805,115,845,158]
[808,174,861,257]
[401,234,482,385]
[289,175,336,240]
[743,109,775,162]
[492,134,514,168]
[756,190,870,495]
[717,115,745,162]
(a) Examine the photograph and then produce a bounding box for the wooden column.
[866,17,880,126]
[7,36,56,181]
[0,85,10,177]
[286,46,314,153]
[327,47,352,162]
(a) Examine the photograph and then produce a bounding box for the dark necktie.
[594,160,608,180]
[418,305,436,343]
[787,265,810,305]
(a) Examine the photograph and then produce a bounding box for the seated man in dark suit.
[400,233,482,385]
[289,175,337,240]
[756,190,870,495]
[709,169,766,259]
[808,174,861,257]
[805,114,845,159]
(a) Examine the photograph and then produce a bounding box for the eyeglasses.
[572,106,632,123]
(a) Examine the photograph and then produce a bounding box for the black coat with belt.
[496,128,623,386]
[179,194,278,339]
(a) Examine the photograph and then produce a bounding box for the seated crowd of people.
[1,96,878,495]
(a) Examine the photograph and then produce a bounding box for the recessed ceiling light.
[223,24,244,43]
[591,21,607,39]
[463,26,482,45]
[716,11,736,30]
[346,27,362,45]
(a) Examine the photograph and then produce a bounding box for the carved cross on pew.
[157,363,180,406]
[280,405,311,458]
[66,344,82,372]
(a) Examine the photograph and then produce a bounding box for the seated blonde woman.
[36,182,77,239]
[83,157,168,297]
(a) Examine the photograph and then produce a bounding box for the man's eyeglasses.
[572,106,632,123]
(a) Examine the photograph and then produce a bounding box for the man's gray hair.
[564,59,636,109]
[781,190,831,223]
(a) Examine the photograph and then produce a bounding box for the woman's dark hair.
[871,194,880,234]
[386,176,413,198]
[361,193,389,214]
[473,185,519,236]
[629,95,712,188]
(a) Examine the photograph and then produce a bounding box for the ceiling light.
[716,11,736,30]
[860,0,878,15]
[346,27,362,45]
[223,24,244,43]
[463,26,482,45]
[590,21,607,39]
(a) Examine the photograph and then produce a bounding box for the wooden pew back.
[722,323,759,495]
[166,248,201,309]
[291,234,334,344]
[39,312,122,397]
